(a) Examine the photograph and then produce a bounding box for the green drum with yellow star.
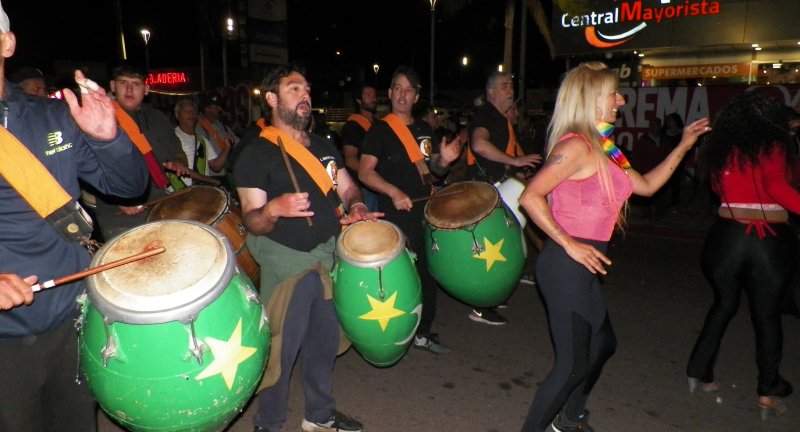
[79,220,270,432]
[424,181,527,308]
[332,220,422,367]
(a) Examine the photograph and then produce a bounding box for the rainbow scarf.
[597,122,630,171]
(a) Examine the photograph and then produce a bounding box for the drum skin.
[79,221,270,432]
[332,220,422,367]
[147,185,261,288]
[424,181,526,308]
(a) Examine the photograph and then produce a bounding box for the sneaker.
[413,333,451,354]
[301,410,363,432]
[551,411,593,432]
[519,273,536,285]
[469,308,508,326]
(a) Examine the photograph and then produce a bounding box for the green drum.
[332,220,422,367]
[424,181,527,308]
[79,220,270,432]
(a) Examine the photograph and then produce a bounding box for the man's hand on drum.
[268,192,314,219]
[390,189,413,211]
[119,205,145,216]
[340,203,384,225]
[0,273,37,311]
[509,153,543,169]
[163,161,192,178]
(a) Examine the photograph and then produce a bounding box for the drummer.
[465,72,543,325]
[359,65,463,355]
[0,2,149,429]
[235,63,379,432]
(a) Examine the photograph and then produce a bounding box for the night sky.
[4,0,560,92]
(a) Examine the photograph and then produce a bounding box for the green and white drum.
[332,220,422,367]
[79,220,270,432]
[424,181,526,308]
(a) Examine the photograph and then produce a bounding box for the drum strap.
[0,126,95,244]
[346,114,371,131]
[383,113,432,186]
[114,102,186,192]
[198,117,230,152]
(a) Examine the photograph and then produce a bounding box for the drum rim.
[336,220,407,268]
[424,181,500,230]
[87,220,236,325]
[146,185,230,226]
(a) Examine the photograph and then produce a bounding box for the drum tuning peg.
[430,240,439,252]
[101,335,118,367]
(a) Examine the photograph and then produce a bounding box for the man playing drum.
[0,2,149,430]
[359,65,463,355]
[467,72,543,325]
[235,63,378,432]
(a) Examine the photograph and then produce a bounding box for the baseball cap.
[11,66,44,84]
[199,94,222,110]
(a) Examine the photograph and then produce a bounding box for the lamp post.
[429,0,438,105]
[372,63,380,87]
[460,56,468,88]
[140,28,151,71]
[223,17,235,87]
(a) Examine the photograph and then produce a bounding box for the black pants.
[521,238,617,432]
[687,217,797,396]
[0,320,97,432]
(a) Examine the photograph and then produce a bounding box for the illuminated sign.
[562,1,721,49]
[146,68,198,93]
[641,63,753,80]
[552,0,800,56]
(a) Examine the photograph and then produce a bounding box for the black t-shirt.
[234,133,344,252]
[361,118,435,221]
[339,119,368,181]
[468,103,511,183]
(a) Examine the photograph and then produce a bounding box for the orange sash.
[198,117,230,152]
[383,113,432,185]
[256,118,268,130]
[346,114,371,131]
[259,126,334,196]
[467,118,522,166]
[0,126,71,217]
[114,102,174,190]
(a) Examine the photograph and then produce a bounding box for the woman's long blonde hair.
[546,61,628,227]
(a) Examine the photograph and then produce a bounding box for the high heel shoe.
[688,377,719,394]
[758,396,787,420]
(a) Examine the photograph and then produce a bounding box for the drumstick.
[31,247,166,292]
[276,135,313,227]
[411,187,467,203]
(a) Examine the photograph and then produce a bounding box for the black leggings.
[521,238,617,432]
[687,217,797,396]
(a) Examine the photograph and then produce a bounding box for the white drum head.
[87,220,234,324]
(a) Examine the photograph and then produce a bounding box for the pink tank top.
[550,136,633,241]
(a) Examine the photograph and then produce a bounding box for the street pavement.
[98,193,800,432]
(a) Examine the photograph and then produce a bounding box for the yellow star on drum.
[473,237,507,271]
[358,291,406,331]
[195,318,258,390]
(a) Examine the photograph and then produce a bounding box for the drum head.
[147,185,227,225]
[337,220,406,268]
[87,220,235,324]
[425,181,499,229]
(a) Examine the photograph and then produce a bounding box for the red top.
[715,146,800,215]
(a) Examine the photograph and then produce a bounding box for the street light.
[223,16,235,86]
[140,28,151,71]
[373,63,380,87]
[461,56,469,88]
[429,0,438,105]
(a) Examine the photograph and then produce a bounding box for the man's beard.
[277,101,311,130]
[362,101,378,114]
